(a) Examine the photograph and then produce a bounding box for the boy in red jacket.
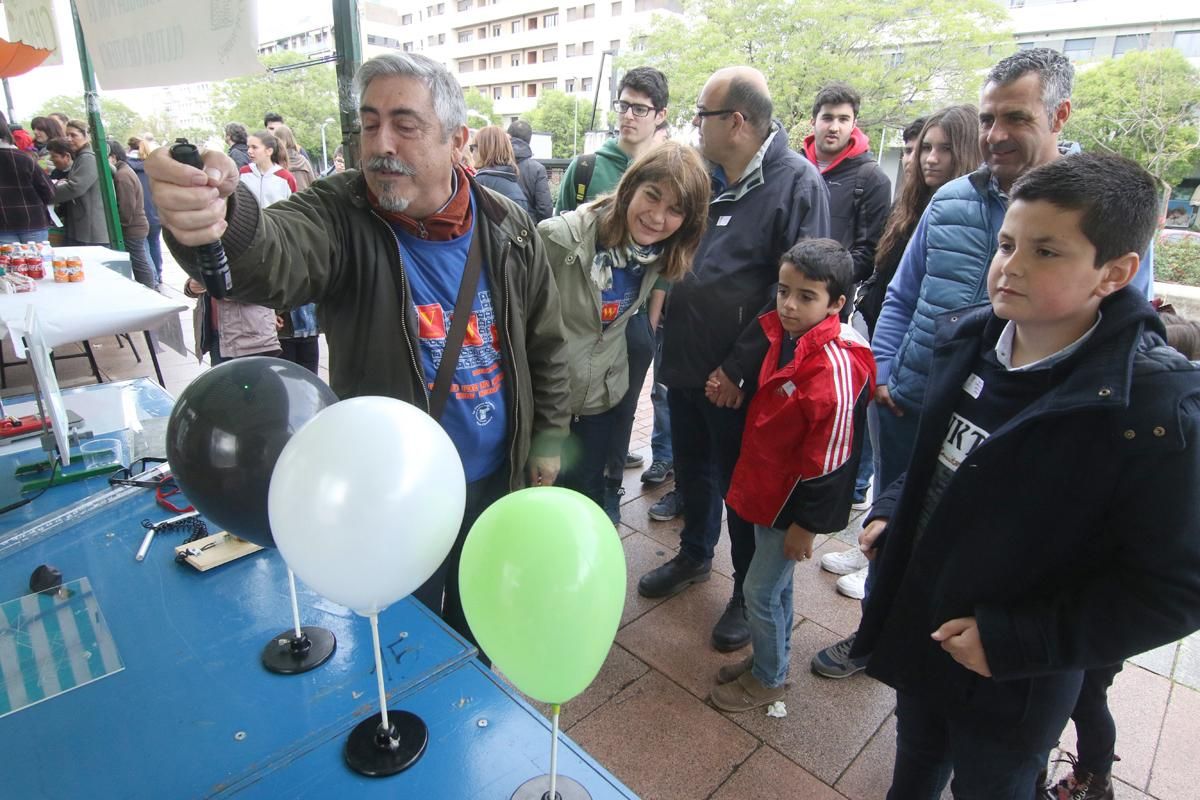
[711,239,876,711]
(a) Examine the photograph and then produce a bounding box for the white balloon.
[268,396,467,615]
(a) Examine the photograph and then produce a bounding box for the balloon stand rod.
[288,570,303,639]
[549,704,561,800]
[370,613,392,733]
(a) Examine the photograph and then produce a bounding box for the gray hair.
[985,48,1074,123]
[726,77,773,139]
[353,53,467,142]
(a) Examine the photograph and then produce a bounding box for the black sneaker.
[640,459,674,485]
[624,452,645,469]
[602,478,624,525]
[711,594,751,652]
[637,552,711,598]
[1051,752,1115,800]
[648,489,682,521]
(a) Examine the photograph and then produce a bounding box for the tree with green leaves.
[35,94,143,143]
[463,89,500,127]
[208,52,339,158]
[528,90,597,158]
[1065,48,1200,193]
[624,0,1010,146]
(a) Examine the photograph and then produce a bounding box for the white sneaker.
[820,547,869,575]
[836,567,868,600]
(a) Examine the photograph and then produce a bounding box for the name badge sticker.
[716,215,732,227]
[779,380,796,397]
[963,373,984,399]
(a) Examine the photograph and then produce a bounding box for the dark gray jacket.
[512,138,552,222]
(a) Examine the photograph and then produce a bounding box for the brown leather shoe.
[716,655,754,684]
[709,670,785,712]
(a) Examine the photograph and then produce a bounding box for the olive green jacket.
[538,206,661,416]
[166,170,571,490]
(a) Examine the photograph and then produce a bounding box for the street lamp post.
[320,118,336,173]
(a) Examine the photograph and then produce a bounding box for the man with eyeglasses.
[555,66,673,527]
[639,66,830,653]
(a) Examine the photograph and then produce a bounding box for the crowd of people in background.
[8,41,1200,800]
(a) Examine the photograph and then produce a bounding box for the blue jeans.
[0,229,49,245]
[650,323,672,463]
[668,386,754,592]
[605,312,655,476]
[889,683,1080,800]
[744,524,796,687]
[874,397,922,493]
[855,430,874,499]
[146,223,163,282]
[559,407,622,508]
[126,237,157,289]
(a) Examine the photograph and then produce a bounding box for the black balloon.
[166,357,339,548]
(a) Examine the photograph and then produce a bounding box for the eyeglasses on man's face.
[613,100,657,118]
[694,108,736,121]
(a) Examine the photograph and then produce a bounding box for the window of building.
[1174,29,1200,58]
[583,3,595,18]
[544,13,557,27]
[582,41,594,55]
[1112,34,1148,56]
[565,78,575,92]
[566,43,576,57]
[511,53,521,66]
[612,1,622,14]
[543,47,558,62]
[494,86,502,100]
[493,55,502,68]
[458,31,472,43]
[543,80,557,91]
[479,58,488,70]
[436,3,445,14]
[403,41,414,52]
[1063,37,1095,61]
[512,20,521,33]
[527,83,538,97]
[527,17,538,30]
[492,23,501,36]
[428,35,437,45]
[582,77,593,91]
[511,84,521,98]
[438,33,445,44]
[457,0,469,10]
[478,27,487,38]
[401,13,412,24]
[527,50,538,64]
[459,59,474,73]
[610,39,620,52]
[1016,41,1034,51]
[567,8,578,22]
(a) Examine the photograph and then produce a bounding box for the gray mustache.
[365,156,416,175]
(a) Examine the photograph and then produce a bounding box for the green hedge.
[1156,239,1200,288]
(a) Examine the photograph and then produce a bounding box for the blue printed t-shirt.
[393,203,508,483]
[600,262,641,329]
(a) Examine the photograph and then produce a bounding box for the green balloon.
[459,487,627,704]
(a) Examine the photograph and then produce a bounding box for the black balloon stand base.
[512,775,591,800]
[261,626,336,674]
[344,710,429,777]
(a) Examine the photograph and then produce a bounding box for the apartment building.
[1008,0,1199,66]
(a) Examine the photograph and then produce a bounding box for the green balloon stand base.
[344,710,429,777]
[512,774,591,800]
[260,626,336,674]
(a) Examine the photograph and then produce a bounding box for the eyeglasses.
[613,100,657,117]
[694,108,737,120]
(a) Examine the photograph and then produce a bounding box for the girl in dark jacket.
[856,105,980,336]
[0,115,55,244]
[471,126,530,213]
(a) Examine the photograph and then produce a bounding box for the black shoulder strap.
[852,161,873,205]
[573,154,597,204]
[428,232,484,421]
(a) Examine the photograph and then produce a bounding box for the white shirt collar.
[994,312,1102,372]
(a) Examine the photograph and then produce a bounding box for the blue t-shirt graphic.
[600,262,641,329]
[393,199,508,483]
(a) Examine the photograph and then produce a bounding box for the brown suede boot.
[716,655,754,684]
[709,670,785,712]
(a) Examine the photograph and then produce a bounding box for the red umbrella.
[0,37,52,79]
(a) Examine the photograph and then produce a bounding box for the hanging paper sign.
[3,0,63,67]
[73,0,263,90]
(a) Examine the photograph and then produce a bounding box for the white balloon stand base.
[261,571,336,674]
[511,775,590,800]
[344,611,429,777]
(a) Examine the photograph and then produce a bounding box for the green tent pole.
[331,0,363,169]
[69,0,124,251]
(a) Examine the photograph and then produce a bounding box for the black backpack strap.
[428,232,484,421]
[573,154,597,205]
[851,161,873,208]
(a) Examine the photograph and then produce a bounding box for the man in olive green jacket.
[148,53,570,653]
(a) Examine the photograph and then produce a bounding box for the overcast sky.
[2,0,333,121]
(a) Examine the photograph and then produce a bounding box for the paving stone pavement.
[6,250,1198,799]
